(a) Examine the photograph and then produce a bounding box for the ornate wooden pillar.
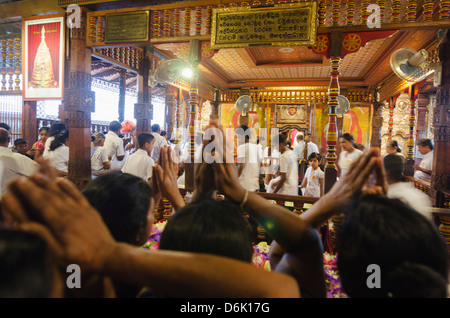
[324,57,340,194]
[165,86,176,138]
[416,93,429,140]
[210,88,220,121]
[22,101,37,145]
[118,68,126,123]
[184,39,200,191]
[64,10,95,189]
[135,50,151,137]
[370,88,383,148]
[404,91,417,176]
[431,32,450,207]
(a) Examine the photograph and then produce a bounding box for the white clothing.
[47,145,69,172]
[303,166,324,198]
[91,146,109,172]
[387,182,432,220]
[122,149,154,181]
[237,142,263,192]
[263,147,280,175]
[42,136,54,159]
[279,149,298,195]
[338,149,363,177]
[151,132,168,162]
[104,131,125,169]
[267,175,281,194]
[414,151,433,180]
[293,141,320,160]
[0,146,39,196]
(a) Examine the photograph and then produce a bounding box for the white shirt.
[338,148,363,177]
[0,146,39,196]
[303,166,324,198]
[387,182,432,220]
[279,149,298,195]
[42,136,54,159]
[91,146,109,172]
[47,145,69,172]
[151,132,168,162]
[267,175,281,194]
[414,150,433,180]
[263,147,280,174]
[293,141,320,160]
[122,149,154,181]
[104,131,125,169]
[237,142,263,192]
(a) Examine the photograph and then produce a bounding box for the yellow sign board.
[105,11,149,43]
[211,2,317,49]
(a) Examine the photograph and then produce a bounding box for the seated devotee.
[236,124,263,192]
[383,154,432,220]
[300,152,324,198]
[0,228,63,297]
[43,121,67,159]
[0,128,39,196]
[91,132,110,173]
[14,138,33,160]
[104,121,126,170]
[32,126,49,161]
[81,173,155,298]
[414,138,434,180]
[271,134,298,195]
[46,129,69,177]
[3,125,447,298]
[122,133,155,182]
[337,133,363,178]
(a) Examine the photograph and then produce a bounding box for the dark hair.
[418,138,434,151]
[138,133,155,148]
[159,199,253,263]
[337,195,448,298]
[0,229,56,297]
[383,154,405,182]
[308,152,322,162]
[0,128,9,144]
[14,138,28,147]
[49,130,69,151]
[160,130,167,137]
[49,121,66,137]
[297,134,304,141]
[82,173,154,245]
[109,121,122,132]
[277,133,287,145]
[387,140,402,152]
[236,125,250,140]
[0,123,11,131]
[151,124,160,133]
[39,126,50,133]
[339,133,355,143]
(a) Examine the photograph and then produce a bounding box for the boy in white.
[272,134,298,196]
[122,133,155,182]
[104,121,125,169]
[301,153,324,198]
[236,125,263,192]
[266,164,281,194]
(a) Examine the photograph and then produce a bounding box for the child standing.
[301,152,324,198]
[122,133,155,183]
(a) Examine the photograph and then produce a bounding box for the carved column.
[324,57,340,194]
[22,101,37,145]
[165,87,176,138]
[416,93,429,140]
[184,39,200,191]
[64,10,95,189]
[118,69,126,123]
[135,50,151,137]
[404,92,417,177]
[431,33,450,207]
[210,88,220,121]
[370,100,383,148]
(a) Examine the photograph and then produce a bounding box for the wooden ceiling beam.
[0,0,64,21]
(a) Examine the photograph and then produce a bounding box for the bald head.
[0,128,10,146]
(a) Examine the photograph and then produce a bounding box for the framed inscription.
[276,104,307,124]
[211,2,317,49]
[105,11,149,43]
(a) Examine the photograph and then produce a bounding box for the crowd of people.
[0,119,447,298]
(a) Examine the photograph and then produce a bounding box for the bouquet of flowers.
[323,252,348,298]
[142,220,167,251]
[251,241,271,271]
